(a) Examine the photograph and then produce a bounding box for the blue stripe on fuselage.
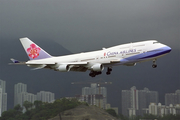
[120,46,171,63]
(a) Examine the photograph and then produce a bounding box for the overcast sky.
[1,0,179,52]
[0,0,179,110]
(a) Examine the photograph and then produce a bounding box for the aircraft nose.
[165,46,171,53]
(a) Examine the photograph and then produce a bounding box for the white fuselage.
[26,40,171,71]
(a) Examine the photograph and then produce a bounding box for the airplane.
[10,37,171,77]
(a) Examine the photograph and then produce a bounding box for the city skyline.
[14,82,55,109]
[0,78,179,116]
[122,86,180,117]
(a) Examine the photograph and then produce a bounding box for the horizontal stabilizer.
[11,58,19,63]
[9,58,26,65]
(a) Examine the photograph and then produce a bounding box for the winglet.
[19,37,52,60]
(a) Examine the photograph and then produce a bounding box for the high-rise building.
[37,91,55,103]
[122,86,158,117]
[149,103,158,115]
[165,89,180,106]
[0,87,2,116]
[14,83,27,106]
[122,90,131,116]
[82,83,107,98]
[81,83,107,109]
[18,92,37,106]
[0,79,7,116]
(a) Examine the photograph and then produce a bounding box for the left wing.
[26,60,88,72]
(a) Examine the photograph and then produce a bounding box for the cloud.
[0,0,179,52]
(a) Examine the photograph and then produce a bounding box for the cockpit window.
[153,42,159,44]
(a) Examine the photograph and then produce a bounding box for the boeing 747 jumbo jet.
[10,38,171,77]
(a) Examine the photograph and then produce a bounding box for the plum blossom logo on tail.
[27,44,41,59]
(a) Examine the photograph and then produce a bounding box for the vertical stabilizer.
[20,37,52,60]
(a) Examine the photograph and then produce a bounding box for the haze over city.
[0,0,179,113]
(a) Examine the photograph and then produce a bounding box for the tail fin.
[20,37,52,60]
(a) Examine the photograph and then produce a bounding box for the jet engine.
[56,64,70,72]
[91,64,104,71]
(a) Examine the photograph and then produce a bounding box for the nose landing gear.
[152,59,157,68]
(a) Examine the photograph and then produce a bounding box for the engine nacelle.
[91,64,104,71]
[56,64,69,72]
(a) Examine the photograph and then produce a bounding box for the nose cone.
[167,46,171,52]
[165,46,172,53]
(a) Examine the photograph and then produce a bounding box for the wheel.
[106,71,111,75]
[108,67,112,72]
[152,64,157,68]
[97,71,102,75]
[91,75,96,77]
[89,71,97,77]
[89,73,96,77]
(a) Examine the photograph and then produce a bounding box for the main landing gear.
[89,71,102,77]
[106,67,112,75]
[152,59,157,68]
[89,67,113,77]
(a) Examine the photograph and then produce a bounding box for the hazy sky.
[1,0,179,52]
[0,0,179,111]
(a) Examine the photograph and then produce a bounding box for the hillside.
[49,105,119,120]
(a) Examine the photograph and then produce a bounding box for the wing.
[26,60,88,72]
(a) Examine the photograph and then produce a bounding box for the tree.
[119,114,129,120]
[14,104,23,112]
[142,114,157,119]
[0,109,16,120]
[106,109,117,117]
[34,100,43,109]
[0,97,92,120]
[23,101,33,111]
